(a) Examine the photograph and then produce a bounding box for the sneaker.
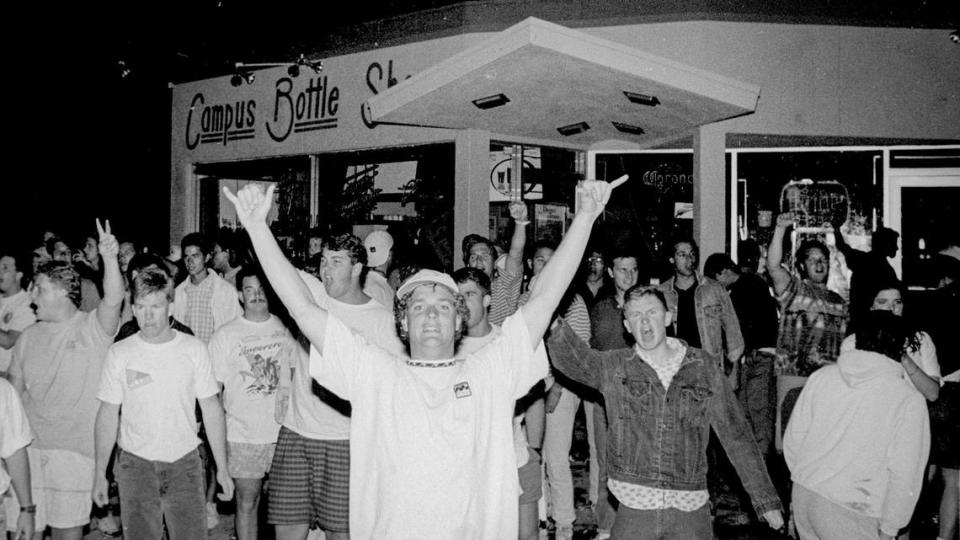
[205,501,219,529]
[98,513,122,537]
[556,526,574,540]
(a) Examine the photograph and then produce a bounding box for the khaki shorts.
[227,442,276,479]
[3,448,93,530]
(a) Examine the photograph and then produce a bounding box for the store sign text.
[184,74,342,150]
[185,94,256,149]
[265,75,340,142]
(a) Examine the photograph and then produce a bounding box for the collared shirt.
[608,339,710,511]
[181,274,216,343]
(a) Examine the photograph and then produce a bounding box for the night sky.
[5,0,956,256]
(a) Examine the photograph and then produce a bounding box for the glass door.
[886,171,960,290]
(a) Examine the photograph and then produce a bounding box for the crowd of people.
[0,177,958,540]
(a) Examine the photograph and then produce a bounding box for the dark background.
[4,0,956,256]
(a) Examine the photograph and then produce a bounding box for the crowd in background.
[1,187,958,540]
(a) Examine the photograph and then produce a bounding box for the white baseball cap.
[395,269,458,299]
[364,230,394,268]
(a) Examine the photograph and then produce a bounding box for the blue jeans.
[738,349,776,456]
[116,447,206,540]
[610,504,712,540]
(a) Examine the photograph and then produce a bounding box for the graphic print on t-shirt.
[240,344,282,396]
[126,369,152,389]
[453,381,472,399]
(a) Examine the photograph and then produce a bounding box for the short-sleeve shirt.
[0,378,33,495]
[0,290,36,373]
[841,331,940,392]
[489,267,523,326]
[311,311,548,540]
[291,271,404,440]
[775,277,848,376]
[10,310,113,457]
[98,331,219,462]
[210,315,299,444]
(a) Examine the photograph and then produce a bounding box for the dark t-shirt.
[674,283,702,348]
[728,272,779,350]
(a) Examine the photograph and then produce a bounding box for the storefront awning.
[363,17,761,146]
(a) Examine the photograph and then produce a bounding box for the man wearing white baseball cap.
[224,174,628,540]
[361,230,394,308]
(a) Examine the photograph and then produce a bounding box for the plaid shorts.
[227,442,276,479]
[267,427,349,532]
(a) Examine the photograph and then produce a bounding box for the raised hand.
[96,219,119,259]
[222,183,276,229]
[576,175,629,218]
[508,201,528,222]
[775,212,795,230]
[761,509,784,530]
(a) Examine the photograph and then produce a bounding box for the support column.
[693,123,727,261]
[453,129,490,268]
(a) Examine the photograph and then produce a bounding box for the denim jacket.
[547,321,783,516]
[658,275,744,367]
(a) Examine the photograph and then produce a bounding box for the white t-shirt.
[0,378,33,495]
[0,290,35,373]
[210,315,300,444]
[459,327,530,468]
[286,271,403,440]
[362,270,394,309]
[11,310,113,458]
[311,311,548,540]
[840,332,941,391]
[97,331,220,462]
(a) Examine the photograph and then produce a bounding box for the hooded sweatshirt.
[783,349,930,536]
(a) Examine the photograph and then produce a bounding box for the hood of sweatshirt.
[836,348,902,388]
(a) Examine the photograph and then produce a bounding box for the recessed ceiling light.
[623,91,660,107]
[557,122,590,136]
[612,121,645,135]
[472,94,510,109]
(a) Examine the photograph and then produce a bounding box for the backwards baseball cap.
[396,269,458,299]
[364,230,394,268]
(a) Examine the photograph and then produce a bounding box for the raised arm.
[95,219,124,335]
[521,176,627,346]
[223,184,329,351]
[766,212,795,296]
[504,201,529,277]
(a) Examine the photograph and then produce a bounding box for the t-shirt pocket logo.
[453,381,472,399]
[126,370,153,389]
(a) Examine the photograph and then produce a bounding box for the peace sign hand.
[576,175,629,218]
[222,183,276,229]
[96,219,119,259]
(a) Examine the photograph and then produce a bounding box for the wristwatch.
[20,504,36,514]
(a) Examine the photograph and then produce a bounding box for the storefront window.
[594,151,693,282]
[196,156,311,256]
[488,143,582,248]
[734,150,883,299]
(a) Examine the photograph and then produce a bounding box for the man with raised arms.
[224,175,626,540]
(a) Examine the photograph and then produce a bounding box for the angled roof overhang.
[363,17,761,146]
